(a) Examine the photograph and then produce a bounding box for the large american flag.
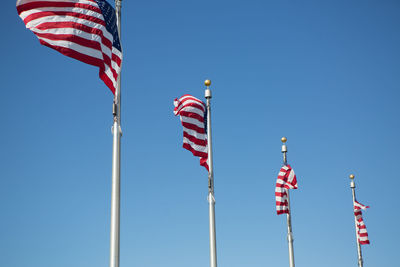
[174,94,209,171]
[275,164,298,215]
[16,0,122,94]
[354,200,370,245]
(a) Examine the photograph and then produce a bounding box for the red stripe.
[24,11,106,28]
[102,53,118,80]
[176,99,205,113]
[183,139,208,172]
[183,132,207,146]
[99,72,116,94]
[38,38,103,67]
[181,122,205,134]
[112,53,122,67]
[35,32,101,51]
[200,158,209,171]
[17,1,101,15]
[182,143,208,159]
[181,102,205,113]
[180,111,204,123]
[175,103,205,116]
[179,95,204,106]
[35,21,112,48]
[277,210,288,215]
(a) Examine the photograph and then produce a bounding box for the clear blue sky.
[2,0,400,266]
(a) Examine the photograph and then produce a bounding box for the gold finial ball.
[349,174,355,180]
[204,79,211,87]
[281,137,287,143]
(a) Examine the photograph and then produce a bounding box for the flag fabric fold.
[16,0,122,94]
[354,200,370,245]
[275,164,297,215]
[174,94,209,171]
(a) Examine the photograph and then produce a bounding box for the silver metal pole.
[205,79,217,267]
[110,1,122,267]
[281,137,295,267]
[349,174,363,267]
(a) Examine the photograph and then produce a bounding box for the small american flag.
[354,200,370,245]
[275,164,297,215]
[16,0,122,94]
[174,94,208,171]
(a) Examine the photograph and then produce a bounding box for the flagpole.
[350,174,363,267]
[281,137,295,267]
[109,1,122,267]
[205,79,218,267]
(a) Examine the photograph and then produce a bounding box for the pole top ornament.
[205,79,211,87]
[281,137,287,143]
[349,174,355,180]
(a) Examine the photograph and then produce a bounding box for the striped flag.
[16,0,122,94]
[354,200,370,245]
[275,164,297,215]
[174,94,208,171]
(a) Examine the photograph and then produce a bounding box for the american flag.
[174,94,208,171]
[275,164,297,215]
[16,0,122,94]
[354,200,370,245]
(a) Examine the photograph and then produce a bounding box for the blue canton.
[95,0,122,52]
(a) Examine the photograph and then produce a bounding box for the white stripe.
[179,95,203,105]
[176,104,204,117]
[103,67,117,87]
[276,207,288,211]
[275,187,287,193]
[182,126,206,140]
[112,47,122,59]
[176,99,205,113]
[19,6,102,21]
[29,27,114,59]
[179,108,204,118]
[111,48,122,69]
[287,169,295,183]
[183,137,207,153]
[354,202,368,210]
[37,36,103,59]
[180,116,205,128]
[22,10,112,41]
[278,171,286,176]
[24,16,113,43]
[276,179,286,186]
[275,196,286,202]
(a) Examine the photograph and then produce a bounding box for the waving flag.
[354,201,370,245]
[174,94,208,171]
[275,164,297,215]
[16,0,122,94]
